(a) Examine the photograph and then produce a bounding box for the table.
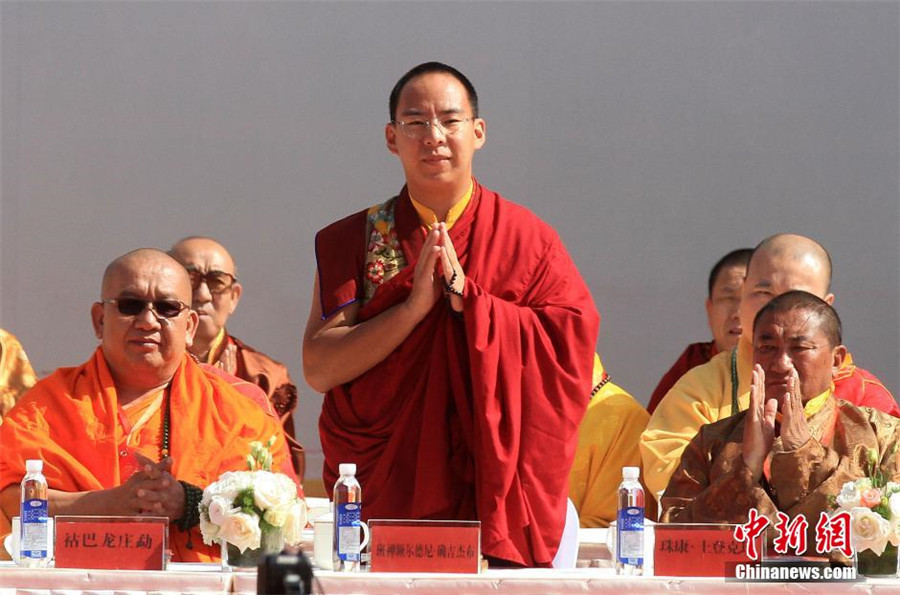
[2,563,898,594]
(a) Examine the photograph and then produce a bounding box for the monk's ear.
[823,293,835,306]
[831,344,848,377]
[472,118,486,150]
[385,123,399,156]
[91,301,104,340]
[229,282,243,314]
[184,309,199,349]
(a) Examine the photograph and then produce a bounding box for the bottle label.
[336,502,362,562]
[20,498,49,559]
[617,505,644,565]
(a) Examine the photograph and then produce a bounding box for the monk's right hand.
[405,224,442,320]
[742,364,777,481]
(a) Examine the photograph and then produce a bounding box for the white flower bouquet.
[831,449,900,557]
[199,438,307,553]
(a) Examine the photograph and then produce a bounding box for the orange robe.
[0,348,298,562]
[207,332,304,479]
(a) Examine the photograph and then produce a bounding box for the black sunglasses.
[101,298,190,319]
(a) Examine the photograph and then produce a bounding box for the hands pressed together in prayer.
[742,364,812,483]
[408,222,465,317]
[113,453,185,520]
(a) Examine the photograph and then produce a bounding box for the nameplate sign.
[54,516,168,570]
[654,523,752,577]
[369,519,480,573]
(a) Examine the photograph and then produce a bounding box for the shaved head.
[102,248,192,302]
[751,234,832,293]
[739,234,835,342]
[170,236,237,278]
[168,236,242,359]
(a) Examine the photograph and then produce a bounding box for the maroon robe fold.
[315,182,600,566]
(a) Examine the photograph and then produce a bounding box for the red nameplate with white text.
[369,519,480,573]
[54,516,168,570]
[654,524,755,577]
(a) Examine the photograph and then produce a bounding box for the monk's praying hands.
[742,363,777,481]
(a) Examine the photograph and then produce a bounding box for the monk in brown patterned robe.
[662,291,900,556]
[170,237,304,479]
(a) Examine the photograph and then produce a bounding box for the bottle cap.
[25,460,43,473]
[622,466,639,480]
[339,463,357,476]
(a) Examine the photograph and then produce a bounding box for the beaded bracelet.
[176,481,203,533]
[444,269,464,297]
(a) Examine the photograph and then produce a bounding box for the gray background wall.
[3,1,898,484]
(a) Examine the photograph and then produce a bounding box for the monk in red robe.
[0,249,298,562]
[648,248,752,414]
[304,63,599,567]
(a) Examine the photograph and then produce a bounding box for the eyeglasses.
[101,298,190,319]
[392,116,474,140]
[187,270,237,294]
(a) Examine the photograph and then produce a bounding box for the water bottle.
[20,459,50,567]
[616,466,644,575]
[332,463,363,571]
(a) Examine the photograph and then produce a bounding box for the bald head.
[751,234,832,293]
[102,248,193,302]
[739,234,835,343]
[168,236,242,357]
[169,237,237,278]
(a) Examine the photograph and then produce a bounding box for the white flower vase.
[221,527,285,569]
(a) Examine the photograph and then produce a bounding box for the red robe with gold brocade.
[315,182,599,566]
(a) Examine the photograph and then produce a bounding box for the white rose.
[219,511,262,553]
[263,505,289,528]
[836,482,862,510]
[889,516,900,548]
[220,472,254,500]
[199,516,221,546]
[253,471,286,511]
[207,496,234,527]
[889,492,900,519]
[281,501,307,546]
[850,507,891,556]
[275,473,300,499]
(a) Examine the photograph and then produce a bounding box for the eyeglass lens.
[114,298,185,319]
[189,271,234,293]
[396,117,471,139]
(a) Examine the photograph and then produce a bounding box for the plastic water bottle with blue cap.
[333,463,363,571]
[616,466,644,575]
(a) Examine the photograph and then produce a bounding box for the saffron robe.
[640,335,899,497]
[568,354,656,527]
[647,341,716,414]
[0,349,298,562]
[315,182,600,566]
[661,396,900,556]
[208,332,304,479]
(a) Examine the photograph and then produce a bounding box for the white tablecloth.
[2,562,898,595]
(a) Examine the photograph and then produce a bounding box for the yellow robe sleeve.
[569,380,651,528]
[0,329,37,422]
[639,347,736,498]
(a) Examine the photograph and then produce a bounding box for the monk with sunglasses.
[0,248,299,562]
